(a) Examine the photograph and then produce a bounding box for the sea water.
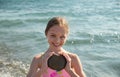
[0,0,120,77]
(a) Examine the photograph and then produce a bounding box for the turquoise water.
[0,0,120,77]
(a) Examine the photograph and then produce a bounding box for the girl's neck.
[47,47,65,54]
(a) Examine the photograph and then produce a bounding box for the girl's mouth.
[52,43,60,47]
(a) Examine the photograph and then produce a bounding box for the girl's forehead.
[48,26,67,35]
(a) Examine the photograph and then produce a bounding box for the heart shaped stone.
[47,54,67,71]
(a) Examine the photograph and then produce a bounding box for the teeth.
[54,43,59,47]
[55,45,59,47]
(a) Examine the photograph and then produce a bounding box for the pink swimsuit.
[42,67,71,77]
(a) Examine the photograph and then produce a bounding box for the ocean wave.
[0,18,47,28]
[67,32,120,45]
[0,19,24,28]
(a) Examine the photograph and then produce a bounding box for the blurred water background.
[0,0,120,77]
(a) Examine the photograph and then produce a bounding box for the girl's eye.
[60,36,65,39]
[51,35,56,37]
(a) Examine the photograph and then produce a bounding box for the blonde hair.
[45,17,69,35]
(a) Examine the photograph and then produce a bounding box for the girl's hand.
[62,52,72,71]
[40,51,54,73]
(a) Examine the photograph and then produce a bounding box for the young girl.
[27,17,86,77]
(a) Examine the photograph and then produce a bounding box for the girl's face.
[46,25,68,51]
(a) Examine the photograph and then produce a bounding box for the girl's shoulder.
[66,51,78,59]
[66,51,81,63]
[32,52,45,67]
[34,52,44,59]
[66,51,82,69]
[33,52,45,63]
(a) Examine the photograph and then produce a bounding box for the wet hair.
[45,17,69,36]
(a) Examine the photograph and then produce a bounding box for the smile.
[53,43,60,47]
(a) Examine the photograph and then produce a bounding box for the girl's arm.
[70,54,86,77]
[64,53,86,77]
[27,55,41,77]
[27,51,54,77]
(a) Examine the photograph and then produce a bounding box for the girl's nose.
[55,38,60,43]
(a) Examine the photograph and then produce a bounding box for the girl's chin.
[49,44,63,50]
[54,47,61,50]
[51,46,62,51]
